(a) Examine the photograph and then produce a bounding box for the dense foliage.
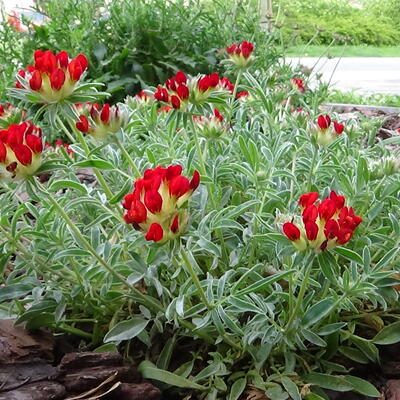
[278,0,400,46]
[0,38,399,399]
[0,0,279,102]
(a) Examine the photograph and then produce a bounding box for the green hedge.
[278,0,400,46]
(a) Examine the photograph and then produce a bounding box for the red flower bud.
[36,50,57,73]
[189,170,200,190]
[171,95,181,109]
[176,84,189,100]
[283,222,301,241]
[100,104,110,124]
[154,86,169,102]
[29,70,42,91]
[329,190,345,209]
[166,165,183,180]
[68,58,83,81]
[171,215,179,233]
[56,51,69,69]
[75,54,89,71]
[175,71,187,84]
[299,192,319,208]
[336,228,353,245]
[324,219,339,239]
[302,205,318,224]
[318,199,337,220]
[144,189,163,214]
[0,141,6,163]
[305,221,319,241]
[317,115,331,130]
[25,134,43,153]
[145,223,164,242]
[333,121,344,134]
[50,68,66,90]
[169,175,190,198]
[13,144,32,166]
[76,115,89,133]
[126,200,147,224]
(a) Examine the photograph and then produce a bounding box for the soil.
[2,319,400,400]
[0,319,161,400]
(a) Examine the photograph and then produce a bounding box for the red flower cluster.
[154,71,189,110]
[226,41,254,68]
[226,41,254,58]
[16,50,88,102]
[283,191,362,252]
[154,71,234,109]
[309,114,345,146]
[292,77,306,93]
[123,165,200,243]
[0,122,43,179]
[75,103,127,140]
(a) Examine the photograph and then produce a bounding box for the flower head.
[122,165,200,243]
[193,109,227,139]
[282,191,362,252]
[14,50,89,103]
[226,41,254,68]
[153,71,234,109]
[0,121,43,180]
[309,114,345,146]
[292,77,306,93]
[75,103,128,140]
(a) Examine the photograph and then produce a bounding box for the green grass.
[284,45,400,57]
[327,90,400,107]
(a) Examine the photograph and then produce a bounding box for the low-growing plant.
[0,39,399,400]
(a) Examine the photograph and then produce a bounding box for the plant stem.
[180,245,212,310]
[232,68,244,105]
[285,253,315,333]
[190,117,207,179]
[307,145,319,191]
[113,135,141,178]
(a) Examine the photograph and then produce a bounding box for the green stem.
[113,135,141,178]
[180,245,212,310]
[307,145,319,191]
[231,68,244,105]
[190,117,207,179]
[285,253,315,333]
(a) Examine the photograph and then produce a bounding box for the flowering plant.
[0,40,399,400]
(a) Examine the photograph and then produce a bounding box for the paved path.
[286,57,400,94]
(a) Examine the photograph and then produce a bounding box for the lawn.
[285,45,400,57]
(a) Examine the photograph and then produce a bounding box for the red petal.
[283,222,301,241]
[299,192,319,208]
[169,175,190,198]
[100,104,110,124]
[170,215,179,233]
[0,141,6,163]
[144,189,163,213]
[14,144,32,166]
[145,223,164,242]
[50,68,66,90]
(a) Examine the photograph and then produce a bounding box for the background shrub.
[277,0,400,46]
[0,0,281,102]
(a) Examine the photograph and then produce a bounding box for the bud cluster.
[123,165,200,243]
[0,122,43,179]
[283,191,362,252]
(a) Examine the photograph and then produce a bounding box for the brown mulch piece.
[0,319,161,400]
